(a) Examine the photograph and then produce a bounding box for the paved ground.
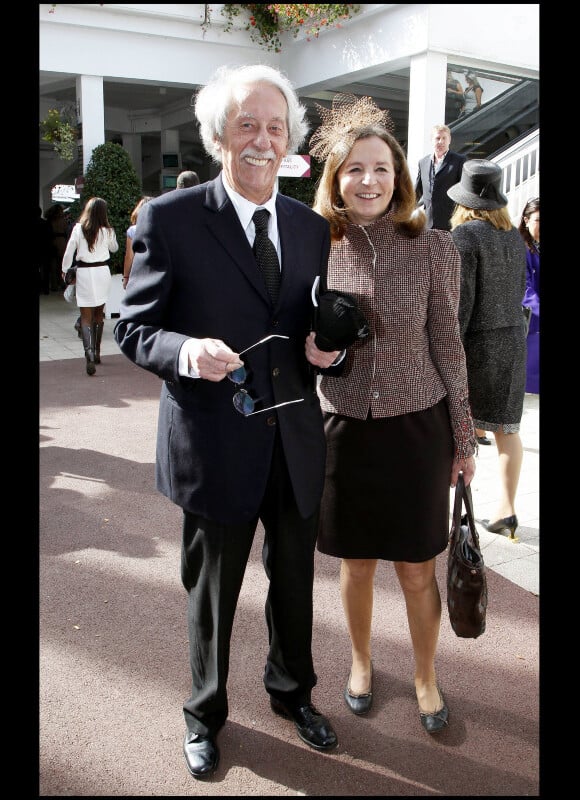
[38,292,540,796]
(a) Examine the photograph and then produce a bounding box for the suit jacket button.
[266,415,277,426]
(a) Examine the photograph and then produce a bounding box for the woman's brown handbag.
[447,473,487,638]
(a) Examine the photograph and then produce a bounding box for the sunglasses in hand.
[228,334,304,416]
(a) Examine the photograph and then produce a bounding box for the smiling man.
[114,64,340,779]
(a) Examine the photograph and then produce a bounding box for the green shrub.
[68,142,141,273]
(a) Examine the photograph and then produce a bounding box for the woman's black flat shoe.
[486,514,519,541]
[344,662,373,715]
[476,435,492,445]
[419,688,449,734]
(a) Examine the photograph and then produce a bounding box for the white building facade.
[39,3,539,215]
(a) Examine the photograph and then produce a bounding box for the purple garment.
[522,248,539,393]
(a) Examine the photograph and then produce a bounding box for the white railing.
[493,129,539,224]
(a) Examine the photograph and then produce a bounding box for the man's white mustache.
[242,150,276,161]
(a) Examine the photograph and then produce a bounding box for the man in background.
[176,170,200,188]
[415,124,466,231]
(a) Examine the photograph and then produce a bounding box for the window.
[162,153,180,169]
[162,175,178,190]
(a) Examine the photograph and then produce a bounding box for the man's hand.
[189,338,243,382]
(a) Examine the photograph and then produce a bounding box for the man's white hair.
[195,64,309,164]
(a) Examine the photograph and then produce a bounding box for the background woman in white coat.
[62,197,118,375]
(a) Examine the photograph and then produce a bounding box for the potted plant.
[39,107,77,162]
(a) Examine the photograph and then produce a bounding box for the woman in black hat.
[448,159,527,541]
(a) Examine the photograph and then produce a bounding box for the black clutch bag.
[447,472,488,639]
[64,266,77,285]
[312,275,370,352]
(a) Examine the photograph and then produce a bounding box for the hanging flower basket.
[220,4,361,52]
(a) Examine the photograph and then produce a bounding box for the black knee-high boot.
[94,322,104,364]
[81,324,96,376]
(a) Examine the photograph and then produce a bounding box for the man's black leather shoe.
[270,697,338,751]
[183,732,219,778]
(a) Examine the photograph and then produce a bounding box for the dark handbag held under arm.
[64,266,77,285]
[311,273,370,352]
[64,245,79,286]
[447,472,488,639]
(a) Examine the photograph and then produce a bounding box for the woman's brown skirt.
[317,400,454,563]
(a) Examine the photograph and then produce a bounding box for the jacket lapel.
[203,176,272,304]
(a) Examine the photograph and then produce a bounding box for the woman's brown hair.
[518,197,540,253]
[130,196,153,226]
[312,125,425,241]
[79,197,112,251]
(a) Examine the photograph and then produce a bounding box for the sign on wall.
[51,184,80,203]
[278,155,311,178]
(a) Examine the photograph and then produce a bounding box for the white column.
[160,129,180,192]
[76,74,105,175]
[161,129,179,154]
[407,53,447,179]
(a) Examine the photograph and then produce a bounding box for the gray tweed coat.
[452,219,527,430]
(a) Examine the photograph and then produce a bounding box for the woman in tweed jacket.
[310,98,476,734]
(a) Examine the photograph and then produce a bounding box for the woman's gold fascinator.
[309,93,394,161]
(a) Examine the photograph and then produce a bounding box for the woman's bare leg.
[491,429,523,520]
[340,558,376,694]
[395,558,443,713]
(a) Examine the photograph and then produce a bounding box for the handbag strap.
[317,243,330,295]
[453,473,481,549]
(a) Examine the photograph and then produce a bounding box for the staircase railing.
[492,128,539,224]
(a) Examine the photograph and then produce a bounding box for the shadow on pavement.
[39,355,540,796]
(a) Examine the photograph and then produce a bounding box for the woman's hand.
[451,455,476,488]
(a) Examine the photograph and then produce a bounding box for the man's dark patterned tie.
[252,208,280,304]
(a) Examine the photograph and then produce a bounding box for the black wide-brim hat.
[447,159,508,210]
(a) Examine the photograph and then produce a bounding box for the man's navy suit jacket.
[415,151,467,230]
[114,175,331,525]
